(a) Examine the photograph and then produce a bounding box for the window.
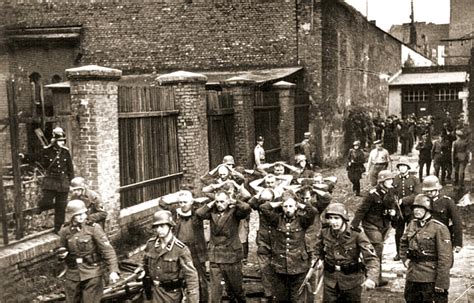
[434,88,461,101]
[29,72,42,105]
[402,89,427,102]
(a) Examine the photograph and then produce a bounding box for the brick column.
[66,65,122,232]
[222,77,256,168]
[273,81,296,162]
[156,71,209,191]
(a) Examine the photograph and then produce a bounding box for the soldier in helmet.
[315,203,379,301]
[69,177,107,227]
[20,127,74,232]
[200,155,245,186]
[142,210,199,302]
[400,194,453,302]
[421,176,463,252]
[351,170,398,286]
[57,200,120,302]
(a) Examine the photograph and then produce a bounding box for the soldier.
[20,127,74,232]
[367,140,392,186]
[57,200,120,302]
[69,177,107,227]
[347,140,366,196]
[432,135,451,185]
[400,194,453,303]
[392,159,419,261]
[195,190,251,302]
[293,154,314,178]
[421,176,463,252]
[142,210,199,302]
[416,133,433,182]
[351,170,398,286]
[158,190,209,302]
[254,136,266,170]
[452,130,470,188]
[259,191,317,302]
[300,131,314,168]
[314,203,379,302]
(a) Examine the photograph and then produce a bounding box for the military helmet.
[65,199,88,222]
[222,155,235,166]
[70,177,87,190]
[52,126,66,141]
[422,175,442,191]
[325,202,349,221]
[412,194,431,211]
[396,157,411,170]
[152,210,176,227]
[377,170,395,183]
[295,154,307,163]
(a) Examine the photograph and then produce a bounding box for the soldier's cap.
[455,130,464,137]
[396,160,411,170]
[222,155,235,165]
[304,132,311,137]
[353,140,361,146]
[373,139,382,145]
[257,136,264,142]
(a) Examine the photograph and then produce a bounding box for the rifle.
[297,258,319,295]
[143,256,153,300]
[103,267,144,295]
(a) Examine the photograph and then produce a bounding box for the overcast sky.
[344,0,450,32]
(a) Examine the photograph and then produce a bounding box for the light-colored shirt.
[367,147,391,168]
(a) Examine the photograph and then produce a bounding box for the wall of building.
[447,0,474,65]
[320,0,402,159]
[388,87,402,117]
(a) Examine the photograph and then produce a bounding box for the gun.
[143,256,153,300]
[297,258,319,295]
[103,267,144,295]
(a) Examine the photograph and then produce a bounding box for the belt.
[324,261,363,274]
[374,163,387,165]
[152,278,185,291]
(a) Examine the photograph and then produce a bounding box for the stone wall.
[447,0,474,65]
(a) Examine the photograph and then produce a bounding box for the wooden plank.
[0,156,9,245]
[6,78,24,239]
[207,108,235,116]
[118,110,179,119]
[118,172,183,192]
[254,105,280,110]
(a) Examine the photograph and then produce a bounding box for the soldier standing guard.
[314,203,379,302]
[20,127,74,232]
[300,132,314,168]
[57,200,120,302]
[142,210,199,303]
[400,194,453,303]
[254,136,266,170]
[69,177,108,228]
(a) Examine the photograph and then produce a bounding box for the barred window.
[402,89,427,102]
[434,88,461,101]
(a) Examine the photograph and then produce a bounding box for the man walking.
[367,140,392,186]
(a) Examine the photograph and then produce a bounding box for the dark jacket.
[70,189,108,225]
[416,139,433,161]
[347,148,366,180]
[351,185,397,230]
[431,195,463,247]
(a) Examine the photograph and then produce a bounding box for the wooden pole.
[0,155,9,245]
[6,78,24,239]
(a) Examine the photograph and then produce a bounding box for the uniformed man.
[259,190,317,302]
[293,154,314,178]
[254,136,266,170]
[400,194,453,303]
[367,140,392,186]
[69,177,107,227]
[21,127,74,232]
[421,176,463,252]
[300,132,314,168]
[452,130,470,188]
[392,159,419,261]
[195,190,251,302]
[142,210,199,302]
[351,170,398,286]
[57,200,120,302]
[314,203,379,302]
[158,190,209,302]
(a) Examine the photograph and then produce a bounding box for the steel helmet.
[377,170,395,183]
[396,157,411,170]
[152,210,176,227]
[52,126,66,141]
[70,177,87,191]
[65,199,88,222]
[422,176,442,191]
[412,194,431,211]
[295,154,307,163]
[325,203,349,221]
[222,155,235,166]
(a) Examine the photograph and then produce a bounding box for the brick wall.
[319,0,401,160]
[470,47,474,194]
[447,0,474,65]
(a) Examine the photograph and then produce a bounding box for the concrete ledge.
[156,71,208,85]
[0,233,59,268]
[119,198,160,226]
[66,65,122,81]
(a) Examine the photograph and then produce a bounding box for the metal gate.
[207,91,235,169]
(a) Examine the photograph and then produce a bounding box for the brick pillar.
[66,65,122,232]
[274,81,296,162]
[222,77,256,168]
[156,71,209,191]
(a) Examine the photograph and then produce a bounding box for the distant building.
[444,0,474,65]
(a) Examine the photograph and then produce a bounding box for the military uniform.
[393,173,419,256]
[25,144,74,231]
[58,221,119,302]
[400,218,453,302]
[70,189,107,227]
[351,184,397,282]
[431,195,463,248]
[195,200,251,302]
[260,201,317,302]
[158,200,209,302]
[315,225,379,302]
[143,236,199,303]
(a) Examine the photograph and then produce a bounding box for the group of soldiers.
[22,126,465,302]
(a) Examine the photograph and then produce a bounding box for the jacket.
[431,195,463,247]
[400,218,452,289]
[351,185,397,230]
[314,224,379,290]
[195,201,251,263]
[393,173,419,221]
[70,189,108,224]
[58,221,119,282]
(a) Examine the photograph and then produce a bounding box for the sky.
[344,0,450,32]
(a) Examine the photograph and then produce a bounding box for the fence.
[118,85,182,208]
